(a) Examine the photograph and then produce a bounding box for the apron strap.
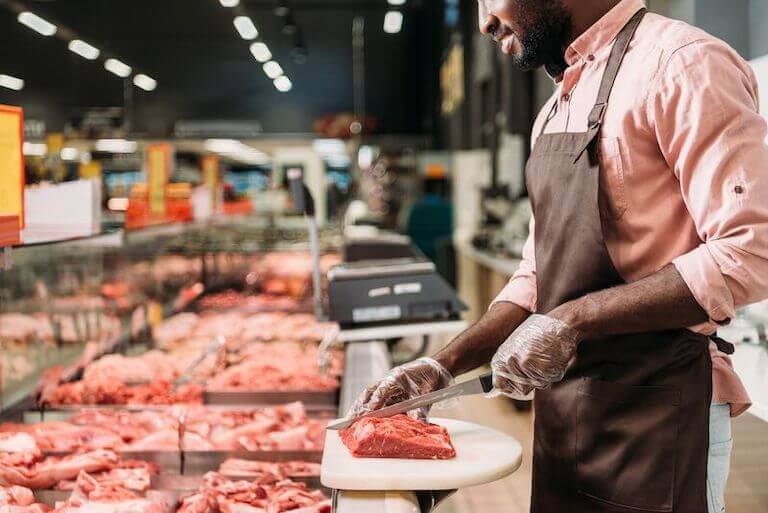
[710,335,736,355]
[574,8,647,163]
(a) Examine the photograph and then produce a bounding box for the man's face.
[478,0,572,73]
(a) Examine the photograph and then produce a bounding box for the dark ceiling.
[0,0,441,136]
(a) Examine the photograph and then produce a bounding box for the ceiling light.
[204,139,241,153]
[17,12,57,37]
[383,11,403,33]
[68,39,100,60]
[133,74,157,91]
[0,74,24,91]
[96,139,137,153]
[204,139,269,165]
[387,0,406,4]
[105,58,132,78]
[23,142,47,157]
[219,0,240,6]
[263,61,283,79]
[274,1,290,17]
[250,42,272,63]
[233,16,258,40]
[273,76,292,92]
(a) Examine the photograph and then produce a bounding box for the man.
[350,1,768,512]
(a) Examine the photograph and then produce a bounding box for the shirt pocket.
[598,137,628,220]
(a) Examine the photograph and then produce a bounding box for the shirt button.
[587,54,595,61]
[562,93,570,102]
[734,185,744,194]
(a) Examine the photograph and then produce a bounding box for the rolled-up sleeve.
[491,217,537,312]
[649,39,768,322]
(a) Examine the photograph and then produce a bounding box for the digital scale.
[327,257,466,328]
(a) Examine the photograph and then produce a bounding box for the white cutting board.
[321,418,523,490]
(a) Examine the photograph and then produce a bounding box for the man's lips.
[500,34,516,55]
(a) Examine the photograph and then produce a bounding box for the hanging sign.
[201,154,220,209]
[79,161,102,180]
[0,105,24,246]
[146,143,171,215]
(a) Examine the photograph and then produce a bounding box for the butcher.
[350,1,768,512]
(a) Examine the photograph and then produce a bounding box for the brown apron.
[526,9,724,513]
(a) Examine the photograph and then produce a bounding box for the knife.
[327,372,494,430]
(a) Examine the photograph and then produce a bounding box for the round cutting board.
[321,418,523,491]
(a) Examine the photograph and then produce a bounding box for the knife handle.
[479,372,494,394]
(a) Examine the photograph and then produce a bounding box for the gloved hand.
[348,357,453,421]
[490,314,582,400]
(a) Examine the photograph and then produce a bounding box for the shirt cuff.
[673,246,736,325]
[490,278,537,313]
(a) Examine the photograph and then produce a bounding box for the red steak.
[340,415,456,459]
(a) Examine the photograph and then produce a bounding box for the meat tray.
[203,389,339,407]
[183,449,323,474]
[150,473,326,493]
[34,489,179,510]
[23,403,339,424]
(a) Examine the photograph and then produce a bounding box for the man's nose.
[479,14,499,36]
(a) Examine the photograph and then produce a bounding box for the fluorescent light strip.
[250,42,272,63]
[273,76,292,92]
[95,139,137,153]
[384,11,403,33]
[233,16,258,40]
[204,139,269,165]
[387,0,406,4]
[219,0,240,6]
[104,58,132,78]
[133,74,157,91]
[263,61,283,79]
[17,12,57,36]
[0,74,24,91]
[68,39,100,60]
[23,142,47,156]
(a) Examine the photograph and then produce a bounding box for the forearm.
[434,302,530,376]
[550,264,708,338]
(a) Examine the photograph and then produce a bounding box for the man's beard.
[512,0,572,76]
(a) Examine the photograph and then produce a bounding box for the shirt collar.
[565,0,646,66]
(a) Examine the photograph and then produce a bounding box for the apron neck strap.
[573,8,647,163]
[588,8,647,129]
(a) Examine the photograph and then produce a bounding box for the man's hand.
[490,314,583,399]
[348,357,453,422]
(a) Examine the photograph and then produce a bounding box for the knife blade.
[327,372,494,430]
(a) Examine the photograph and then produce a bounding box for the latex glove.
[348,357,453,422]
[490,314,582,400]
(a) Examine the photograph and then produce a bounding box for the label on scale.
[353,305,402,322]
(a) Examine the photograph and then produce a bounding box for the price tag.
[201,154,220,208]
[79,161,102,179]
[0,106,24,236]
[147,143,171,215]
[147,301,164,328]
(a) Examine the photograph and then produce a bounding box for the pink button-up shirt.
[494,0,762,416]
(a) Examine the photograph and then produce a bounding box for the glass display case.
[0,215,341,414]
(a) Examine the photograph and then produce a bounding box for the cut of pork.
[340,414,456,460]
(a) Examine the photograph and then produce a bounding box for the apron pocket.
[576,378,680,512]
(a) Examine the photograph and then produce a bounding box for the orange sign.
[0,105,24,241]
[146,143,171,215]
[201,154,220,208]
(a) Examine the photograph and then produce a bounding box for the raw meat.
[340,414,456,460]
[0,485,51,513]
[6,403,324,454]
[218,460,320,480]
[54,460,158,492]
[177,473,329,513]
[52,471,169,513]
[0,446,156,492]
[42,379,203,407]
